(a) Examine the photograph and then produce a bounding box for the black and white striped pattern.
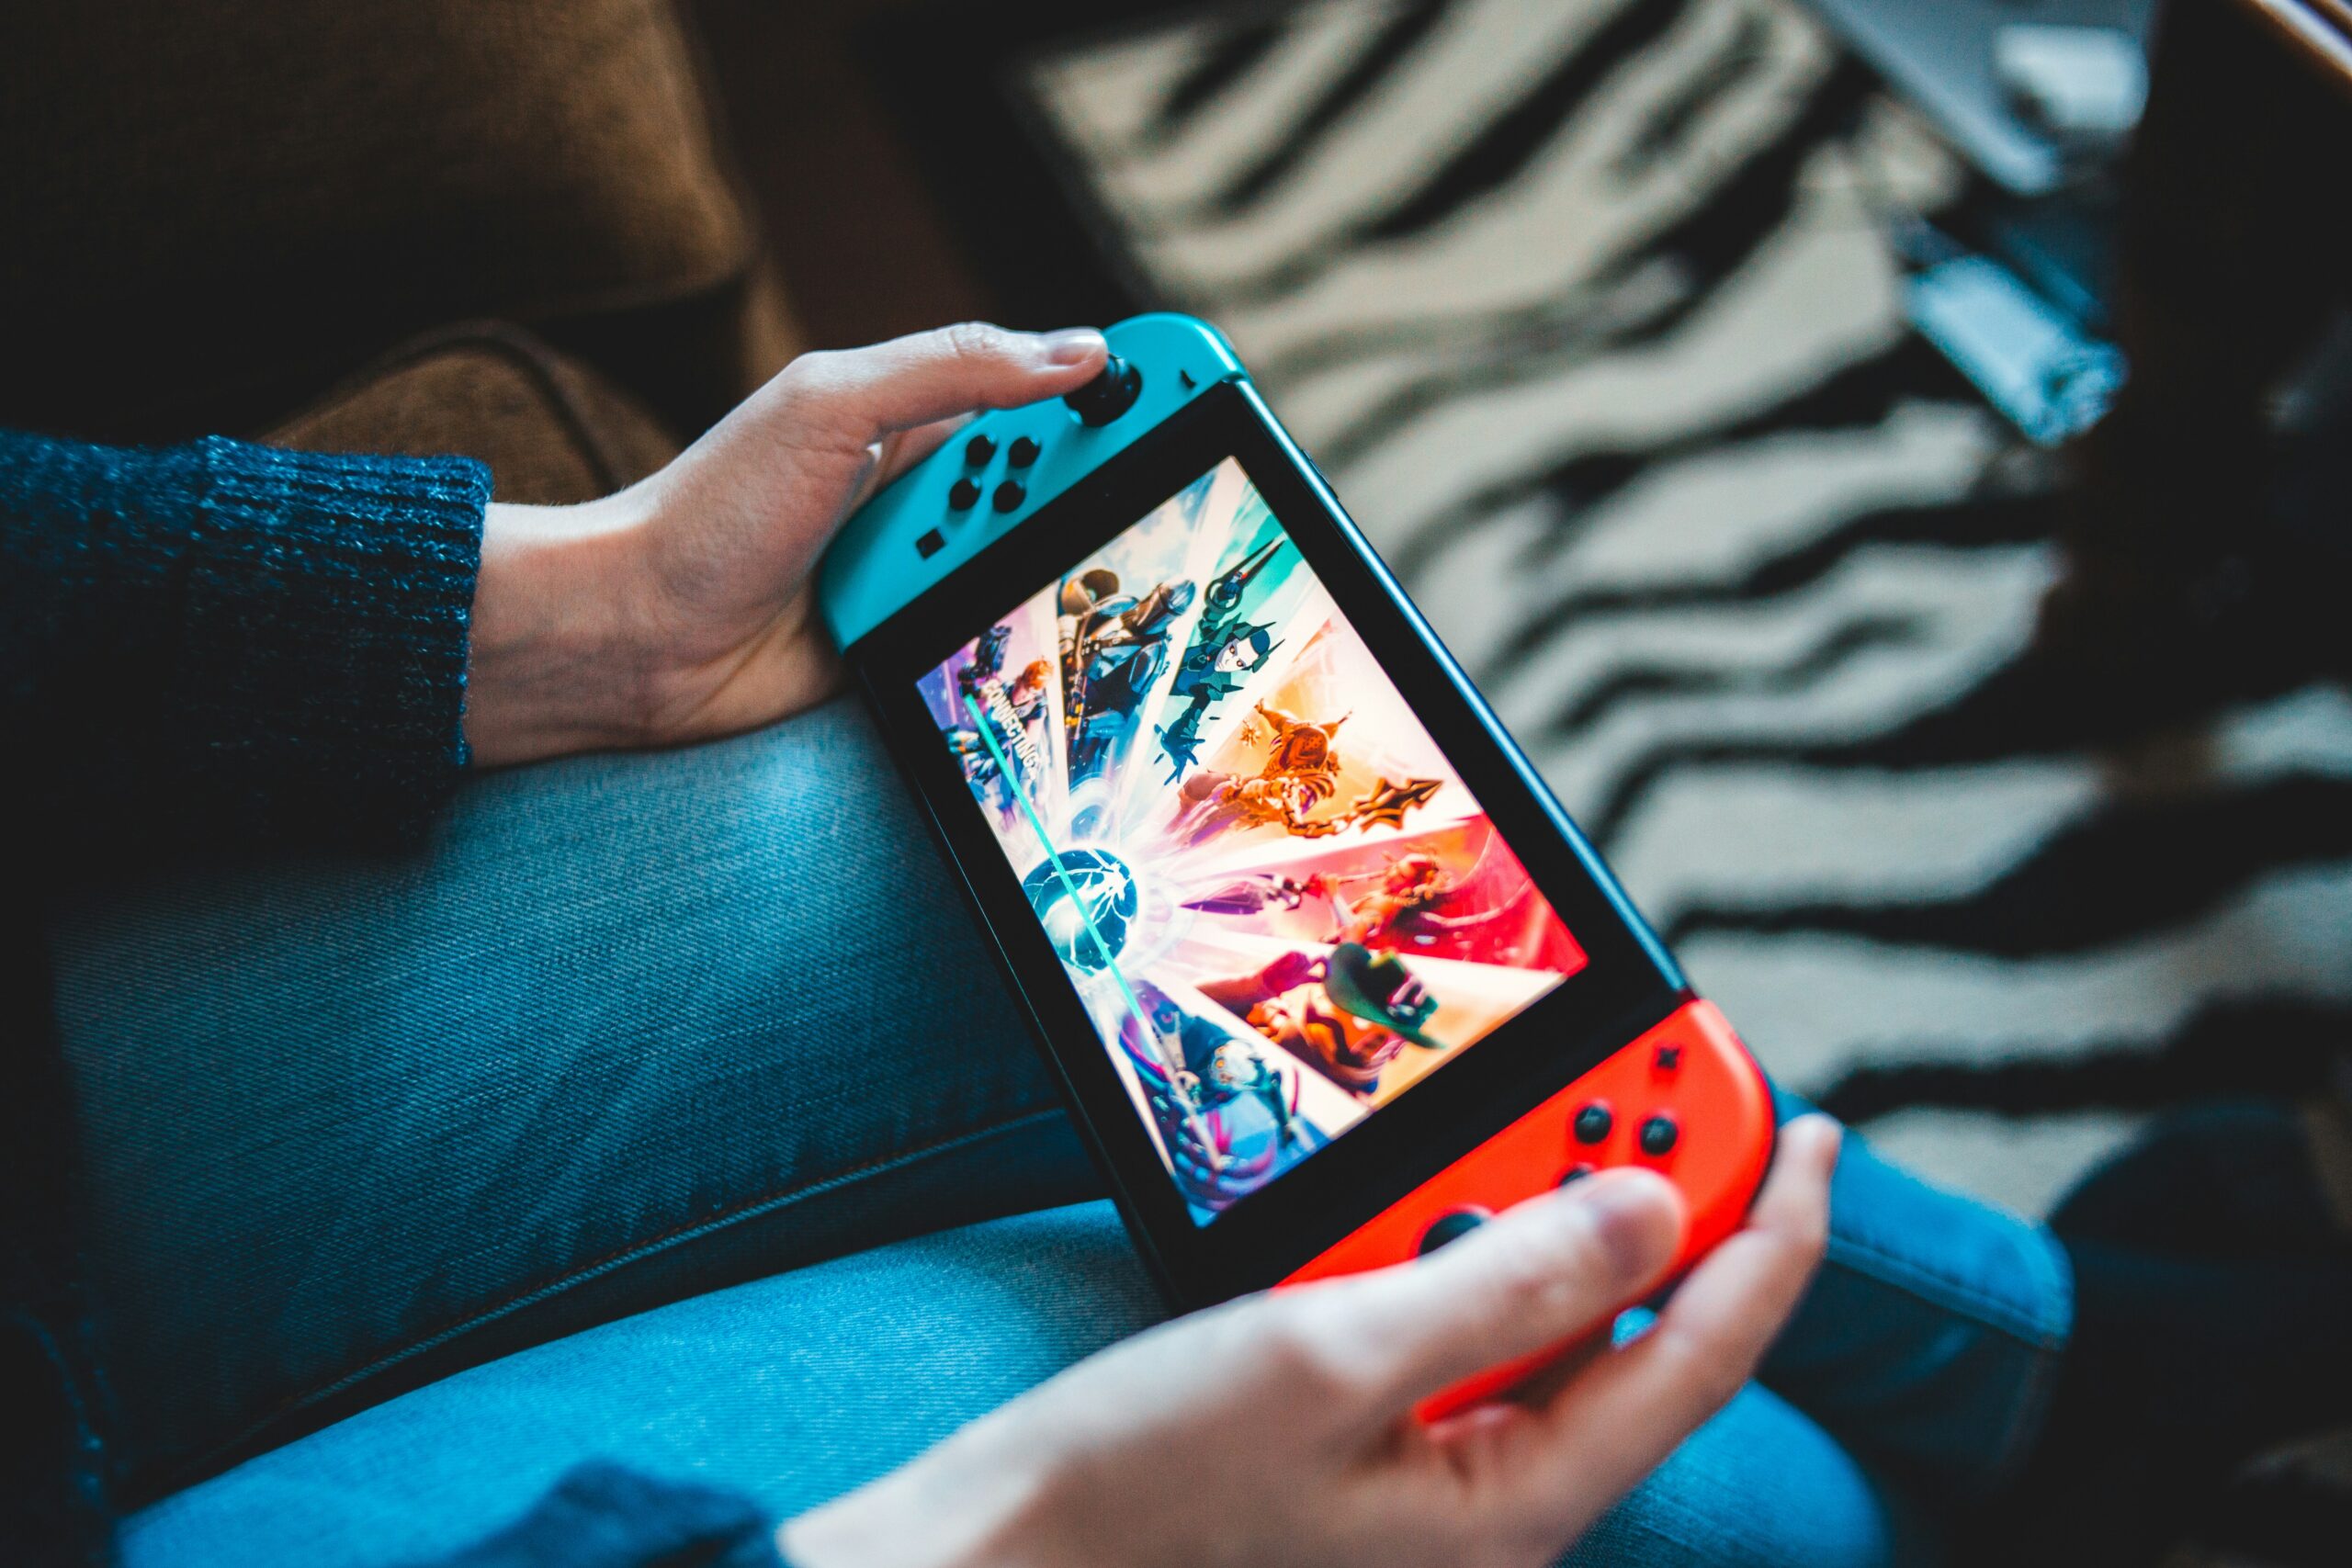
[1015,0,2352,1215]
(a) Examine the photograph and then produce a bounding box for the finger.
[1293,1168,1687,1415]
[782,322,1107,446]
[848,415,972,515]
[1499,1116,1839,1516]
[871,414,972,491]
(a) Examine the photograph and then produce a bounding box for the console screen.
[919,458,1586,1223]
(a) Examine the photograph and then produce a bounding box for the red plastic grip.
[1279,998,1773,1421]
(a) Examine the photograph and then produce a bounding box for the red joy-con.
[1280,998,1773,1422]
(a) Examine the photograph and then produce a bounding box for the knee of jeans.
[1560,1384,1929,1568]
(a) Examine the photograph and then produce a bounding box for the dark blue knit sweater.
[2,430,778,1566]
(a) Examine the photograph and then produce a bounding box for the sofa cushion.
[0,1,772,444]
[262,325,683,505]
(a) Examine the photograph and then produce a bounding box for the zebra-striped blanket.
[1009,0,2352,1219]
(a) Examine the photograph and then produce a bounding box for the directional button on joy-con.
[1008,434,1041,468]
[1572,1102,1612,1145]
[963,433,996,465]
[1638,1114,1680,1156]
[1418,1208,1489,1257]
[992,480,1025,513]
[948,477,981,510]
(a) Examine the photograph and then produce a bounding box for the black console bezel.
[846,380,1687,1305]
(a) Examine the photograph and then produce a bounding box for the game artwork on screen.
[920,458,1586,1222]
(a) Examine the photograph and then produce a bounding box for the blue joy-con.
[818,313,1249,651]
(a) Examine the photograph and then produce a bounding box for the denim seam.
[177,1103,1072,1488]
[1820,1228,2068,1350]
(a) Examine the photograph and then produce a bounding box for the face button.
[1064,354,1143,426]
[964,433,996,465]
[948,477,982,510]
[1417,1207,1490,1257]
[1572,1102,1612,1145]
[1008,434,1041,468]
[1654,1043,1682,1072]
[992,479,1025,513]
[1556,1163,1595,1188]
[1638,1114,1679,1157]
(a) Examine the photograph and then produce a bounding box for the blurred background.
[742,0,2352,1224]
[14,0,2343,1220]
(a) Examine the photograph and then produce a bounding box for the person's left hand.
[462,322,1109,767]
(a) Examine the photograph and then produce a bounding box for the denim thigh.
[47,697,1102,1496]
[127,1202,1935,1568]
[1759,1090,2074,1504]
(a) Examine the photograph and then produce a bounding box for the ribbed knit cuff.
[183,436,490,840]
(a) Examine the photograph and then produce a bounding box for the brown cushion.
[0,1,770,444]
[262,324,681,506]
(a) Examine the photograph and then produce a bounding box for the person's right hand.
[781,1115,1839,1568]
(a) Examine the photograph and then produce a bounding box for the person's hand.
[782,1116,1840,1568]
[462,323,1110,767]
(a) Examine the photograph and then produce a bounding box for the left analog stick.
[1064,354,1143,426]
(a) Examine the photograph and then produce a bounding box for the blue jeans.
[45,698,2071,1567]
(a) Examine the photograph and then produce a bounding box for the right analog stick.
[1417,1207,1489,1257]
[1064,354,1143,426]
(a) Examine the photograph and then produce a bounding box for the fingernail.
[1792,1113,1843,1169]
[1038,327,1106,368]
[1574,1171,1679,1280]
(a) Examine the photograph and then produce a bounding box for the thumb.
[1296,1170,1686,1416]
[779,321,1108,445]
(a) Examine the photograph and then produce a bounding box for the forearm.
[2,428,488,854]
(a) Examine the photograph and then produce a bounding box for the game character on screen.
[1122,990,1319,1213]
[1183,852,1503,952]
[1198,944,1444,1099]
[1174,702,1445,843]
[1057,570,1197,780]
[1157,539,1286,781]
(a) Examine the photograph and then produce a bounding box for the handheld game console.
[820,315,1774,1416]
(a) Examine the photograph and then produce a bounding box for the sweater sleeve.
[1,428,490,853]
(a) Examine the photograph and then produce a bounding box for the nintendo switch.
[820,315,1772,1413]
